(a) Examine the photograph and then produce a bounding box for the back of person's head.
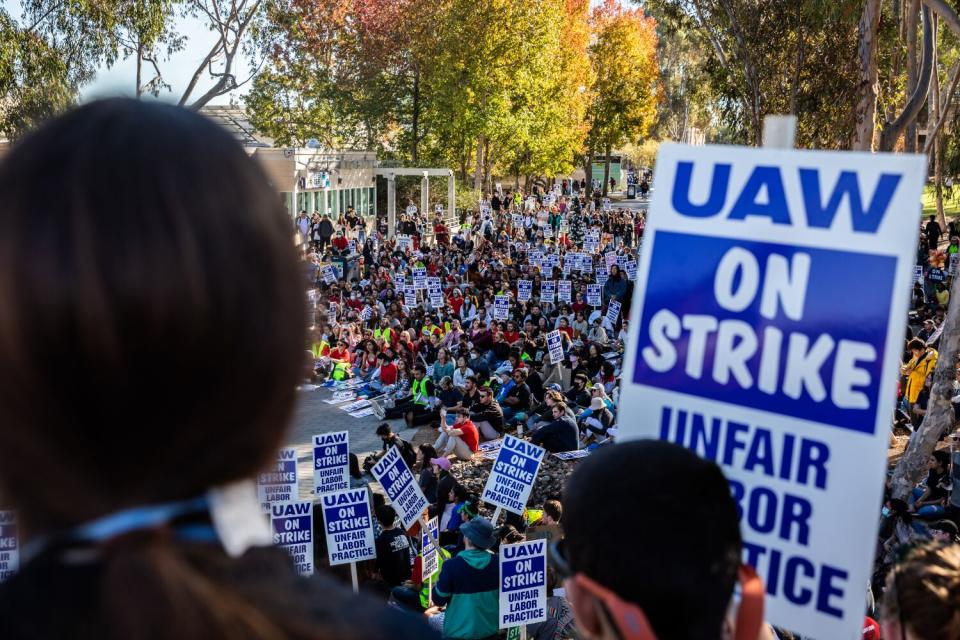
[0,100,312,636]
[881,541,960,640]
[543,499,562,524]
[562,440,742,639]
[376,423,392,437]
[375,505,398,528]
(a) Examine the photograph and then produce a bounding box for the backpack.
[397,437,418,469]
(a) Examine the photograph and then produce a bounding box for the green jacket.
[433,549,499,639]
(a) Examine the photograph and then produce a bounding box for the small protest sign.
[271,501,314,576]
[546,330,564,364]
[322,488,376,566]
[625,259,638,281]
[313,431,349,495]
[257,447,299,513]
[605,300,621,326]
[360,306,373,321]
[413,267,427,289]
[371,446,430,529]
[499,540,548,628]
[605,252,618,269]
[584,232,600,252]
[397,235,413,251]
[951,254,960,277]
[913,265,923,284]
[517,280,533,302]
[595,266,608,287]
[0,511,18,582]
[421,517,440,577]
[557,280,572,303]
[540,281,555,304]
[481,435,546,515]
[586,284,601,307]
[321,265,337,285]
[494,295,511,320]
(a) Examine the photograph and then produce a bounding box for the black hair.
[563,441,741,639]
[375,505,397,526]
[375,423,392,436]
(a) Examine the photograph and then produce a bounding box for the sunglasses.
[549,539,765,640]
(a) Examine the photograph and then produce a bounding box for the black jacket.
[530,415,579,453]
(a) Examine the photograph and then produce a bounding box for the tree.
[648,0,861,148]
[586,0,659,196]
[0,1,119,139]
[110,1,184,97]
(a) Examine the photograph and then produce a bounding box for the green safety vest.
[419,548,452,608]
[375,327,393,342]
[411,378,430,406]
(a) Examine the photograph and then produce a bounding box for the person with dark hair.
[375,505,412,587]
[555,440,763,640]
[417,444,440,503]
[529,403,578,453]
[0,99,435,639]
[366,423,417,472]
[881,542,960,640]
[909,449,952,518]
[901,338,938,412]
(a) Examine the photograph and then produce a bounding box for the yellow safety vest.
[375,327,393,343]
[411,378,430,406]
[311,341,329,359]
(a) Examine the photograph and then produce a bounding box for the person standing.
[318,213,335,252]
[432,518,500,640]
[926,215,942,251]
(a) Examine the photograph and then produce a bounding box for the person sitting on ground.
[565,373,591,409]
[428,456,459,521]
[530,499,563,528]
[375,505,413,588]
[437,376,464,409]
[579,396,614,440]
[382,363,439,427]
[529,402,579,453]
[557,440,763,640]
[880,541,960,640]
[416,444,440,503]
[469,386,505,441]
[365,423,418,472]
[432,518,500,640]
[500,367,531,425]
[434,408,479,461]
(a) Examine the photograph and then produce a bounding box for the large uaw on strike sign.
[322,488,376,566]
[313,431,350,495]
[271,501,314,576]
[482,435,545,515]
[619,143,924,639]
[371,446,430,529]
[499,539,547,629]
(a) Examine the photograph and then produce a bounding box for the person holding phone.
[433,408,479,461]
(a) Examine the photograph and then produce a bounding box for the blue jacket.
[432,549,499,639]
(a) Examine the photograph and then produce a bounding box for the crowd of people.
[297,188,960,639]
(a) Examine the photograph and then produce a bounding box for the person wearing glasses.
[554,440,765,640]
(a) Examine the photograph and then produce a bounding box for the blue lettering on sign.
[671,162,901,233]
[634,232,894,433]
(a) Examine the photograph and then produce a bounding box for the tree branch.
[924,60,960,153]
[879,5,933,151]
